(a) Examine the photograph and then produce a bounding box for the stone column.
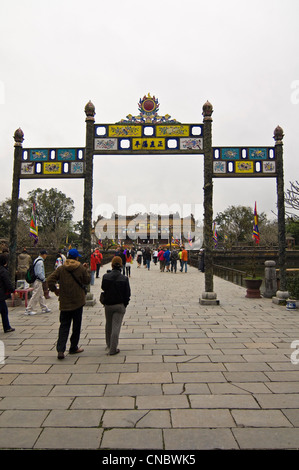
[83,100,95,263]
[263,260,277,298]
[83,101,96,305]
[199,101,219,305]
[8,128,24,283]
[272,125,288,305]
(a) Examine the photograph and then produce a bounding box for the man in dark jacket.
[101,256,131,355]
[0,254,15,333]
[47,248,90,360]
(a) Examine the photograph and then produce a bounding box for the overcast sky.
[0,0,298,226]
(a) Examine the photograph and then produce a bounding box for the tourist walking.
[90,251,97,285]
[95,249,103,278]
[17,248,32,280]
[153,249,158,265]
[55,250,66,269]
[101,256,131,355]
[0,254,15,333]
[158,248,165,272]
[125,250,132,277]
[180,247,188,272]
[25,250,51,315]
[178,248,183,271]
[47,248,90,360]
[170,249,178,273]
[136,247,142,268]
[164,248,171,272]
[145,248,151,270]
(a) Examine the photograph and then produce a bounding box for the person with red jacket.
[94,249,103,278]
[90,252,97,285]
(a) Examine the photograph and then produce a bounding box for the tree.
[285,180,299,218]
[215,205,268,247]
[0,197,27,241]
[26,188,74,232]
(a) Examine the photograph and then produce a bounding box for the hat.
[68,248,81,258]
[111,256,122,268]
[40,249,48,255]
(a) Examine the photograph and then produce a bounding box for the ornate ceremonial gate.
[9,94,287,304]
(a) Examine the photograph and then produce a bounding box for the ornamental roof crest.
[117,93,179,124]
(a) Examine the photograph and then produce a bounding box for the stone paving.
[1,261,299,450]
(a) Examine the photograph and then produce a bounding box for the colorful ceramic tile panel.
[156,125,190,137]
[221,148,240,160]
[263,161,276,173]
[95,138,118,150]
[213,161,226,174]
[180,138,203,150]
[21,162,35,175]
[30,149,48,161]
[249,148,267,160]
[235,161,254,173]
[132,138,165,150]
[71,162,84,174]
[43,162,62,174]
[57,149,76,161]
[108,125,142,137]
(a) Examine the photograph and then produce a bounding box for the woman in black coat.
[0,254,15,333]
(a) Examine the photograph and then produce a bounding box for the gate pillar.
[200,101,219,305]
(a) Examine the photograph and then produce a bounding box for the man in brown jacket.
[47,248,90,359]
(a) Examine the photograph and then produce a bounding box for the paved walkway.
[1,261,299,450]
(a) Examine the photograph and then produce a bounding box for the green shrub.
[286,273,299,299]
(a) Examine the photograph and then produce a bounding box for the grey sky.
[0,0,298,225]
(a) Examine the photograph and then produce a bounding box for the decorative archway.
[9,95,287,305]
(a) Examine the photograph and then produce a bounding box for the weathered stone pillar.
[272,125,288,305]
[83,101,95,263]
[263,260,277,298]
[8,128,24,283]
[83,101,96,305]
[199,101,219,305]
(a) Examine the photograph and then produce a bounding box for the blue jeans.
[146,260,150,270]
[181,261,187,272]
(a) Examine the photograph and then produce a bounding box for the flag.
[187,232,193,247]
[252,201,260,244]
[213,222,218,247]
[98,239,103,247]
[29,203,38,245]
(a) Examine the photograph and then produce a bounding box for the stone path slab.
[0,261,299,450]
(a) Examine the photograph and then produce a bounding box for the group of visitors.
[90,248,103,285]
[114,247,134,277]
[2,245,128,361]
[0,240,198,363]
[135,246,189,273]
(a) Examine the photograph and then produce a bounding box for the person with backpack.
[25,249,51,315]
[0,254,15,333]
[47,248,91,360]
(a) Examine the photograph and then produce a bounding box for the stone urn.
[245,278,263,298]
